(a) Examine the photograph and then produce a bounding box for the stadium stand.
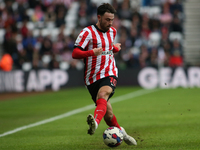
[0,0,188,71]
[184,0,200,66]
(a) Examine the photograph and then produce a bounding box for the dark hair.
[97,3,116,16]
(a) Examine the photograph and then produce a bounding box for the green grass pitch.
[0,87,200,150]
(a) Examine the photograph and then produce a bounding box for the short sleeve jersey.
[74,25,118,85]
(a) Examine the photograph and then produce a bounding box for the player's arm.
[72,46,103,59]
[113,43,121,53]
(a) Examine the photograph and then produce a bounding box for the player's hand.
[93,47,103,56]
[114,43,121,51]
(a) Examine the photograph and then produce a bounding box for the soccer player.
[72,3,137,145]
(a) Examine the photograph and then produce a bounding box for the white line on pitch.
[0,88,158,138]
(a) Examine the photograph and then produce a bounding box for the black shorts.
[87,76,118,103]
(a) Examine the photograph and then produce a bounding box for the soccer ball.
[103,127,123,147]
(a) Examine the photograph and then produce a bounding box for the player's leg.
[104,100,121,130]
[104,101,137,145]
[87,85,112,135]
[94,86,112,124]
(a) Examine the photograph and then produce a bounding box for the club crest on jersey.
[110,55,114,60]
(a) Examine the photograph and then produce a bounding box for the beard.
[100,20,111,32]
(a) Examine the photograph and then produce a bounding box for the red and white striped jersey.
[74,25,118,85]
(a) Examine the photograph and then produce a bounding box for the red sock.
[94,98,107,125]
[104,114,121,130]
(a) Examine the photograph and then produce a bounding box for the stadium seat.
[33,29,40,37]
[22,62,32,71]
[148,32,161,47]
[59,61,70,70]
[0,29,5,44]
[169,32,183,42]
[42,55,52,64]
[46,21,55,29]
[26,9,34,18]
[140,6,161,17]
[27,22,35,30]
[41,28,49,37]
[121,20,132,29]
[50,28,59,41]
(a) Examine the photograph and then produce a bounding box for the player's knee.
[97,91,111,100]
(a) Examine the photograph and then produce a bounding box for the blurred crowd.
[0,0,184,71]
